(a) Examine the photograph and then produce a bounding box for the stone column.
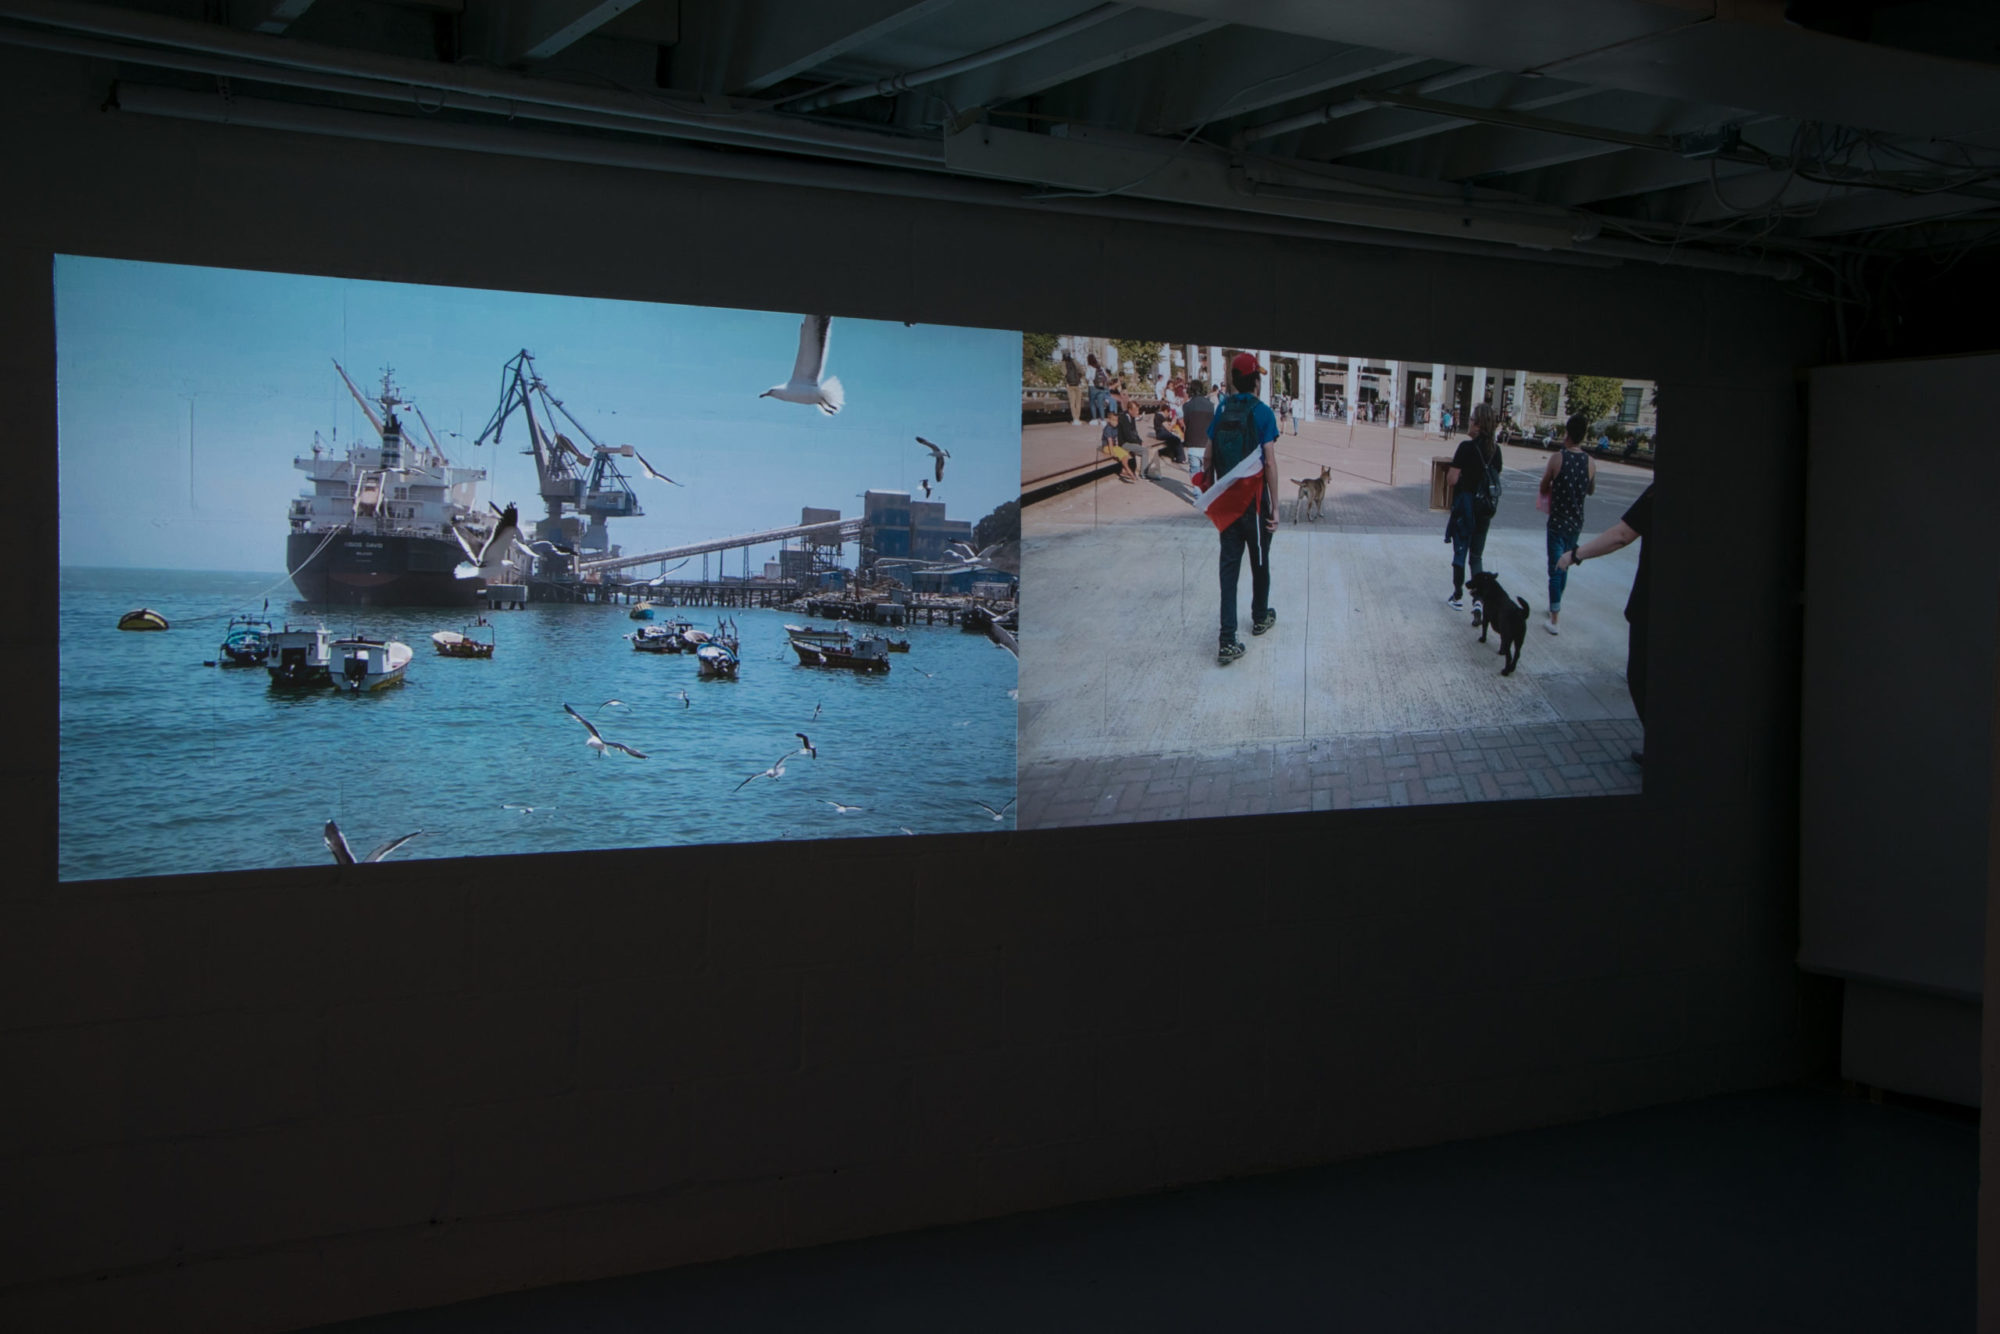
[1472,366,1489,413]
[1430,362,1446,434]
[1345,358,1359,420]
[1298,353,1317,420]
[1257,349,1272,402]
[1386,359,1402,426]
[1210,345,1226,393]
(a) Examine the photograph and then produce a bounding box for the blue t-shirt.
[1205,394,1280,472]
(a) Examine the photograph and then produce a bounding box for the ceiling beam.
[509,0,644,61]
[670,0,955,96]
[924,7,1224,113]
[1791,188,2000,239]
[1020,27,1429,135]
[1287,74,1599,161]
[232,0,317,36]
[1505,138,1777,207]
[1348,93,1761,185]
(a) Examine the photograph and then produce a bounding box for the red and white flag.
[1193,443,1266,532]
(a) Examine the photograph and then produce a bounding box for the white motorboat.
[331,636,413,692]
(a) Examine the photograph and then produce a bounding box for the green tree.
[1111,338,1167,383]
[1563,375,1623,426]
[972,499,1021,559]
[1528,380,1561,417]
[1022,332,1061,387]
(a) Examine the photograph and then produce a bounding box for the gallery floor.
[313,1085,1973,1333]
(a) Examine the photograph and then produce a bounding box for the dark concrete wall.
[0,46,1835,1333]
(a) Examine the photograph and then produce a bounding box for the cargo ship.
[286,363,499,607]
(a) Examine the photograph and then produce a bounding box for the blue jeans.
[1218,507,1271,641]
[1450,495,1490,581]
[1547,527,1580,611]
[1087,387,1109,420]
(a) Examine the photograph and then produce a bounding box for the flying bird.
[734,754,788,792]
[973,798,1017,822]
[449,505,521,580]
[920,479,932,499]
[985,617,1019,658]
[675,688,691,709]
[794,733,817,759]
[323,820,423,865]
[563,702,648,758]
[645,559,691,586]
[599,699,628,711]
[810,702,822,722]
[825,801,865,814]
[760,314,844,415]
[502,803,537,815]
[632,451,682,486]
[916,436,950,482]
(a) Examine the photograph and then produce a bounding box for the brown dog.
[1291,465,1331,522]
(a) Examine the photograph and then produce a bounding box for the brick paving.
[1017,717,1645,828]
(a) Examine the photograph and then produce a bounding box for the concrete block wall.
[0,46,1834,1333]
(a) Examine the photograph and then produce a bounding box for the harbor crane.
[472,349,644,577]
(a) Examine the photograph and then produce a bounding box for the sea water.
[59,568,1018,882]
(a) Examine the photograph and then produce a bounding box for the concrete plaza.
[1016,414,1650,827]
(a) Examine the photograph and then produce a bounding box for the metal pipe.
[0,23,942,171]
[0,0,945,163]
[113,84,1812,280]
[783,3,1131,113]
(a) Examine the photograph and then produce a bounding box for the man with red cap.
[1196,351,1282,664]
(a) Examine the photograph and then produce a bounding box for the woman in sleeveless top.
[1539,413,1597,634]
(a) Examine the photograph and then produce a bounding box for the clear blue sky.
[57,255,1022,573]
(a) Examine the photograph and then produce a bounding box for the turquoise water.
[59,569,1018,882]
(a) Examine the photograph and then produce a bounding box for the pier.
[528,578,803,608]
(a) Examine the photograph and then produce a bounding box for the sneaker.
[1252,609,1277,636]
[1544,618,1559,635]
[1446,592,1463,609]
[1217,639,1246,665]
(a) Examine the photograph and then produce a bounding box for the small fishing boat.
[218,615,273,665]
[883,637,911,653]
[332,636,413,692]
[680,626,712,651]
[117,608,170,632]
[787,624,891,673]
[629,601,656,621]
[432,618,495,659]
[267,623,333,688]
[695,642,740,678]
[631,624,681,653]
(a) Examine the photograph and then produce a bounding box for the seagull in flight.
[675,688,691,709]
[448,504,520,580]
[563,702,648,758]
[324,820,423,865]
[760,314,843,415]
[810,702,822,722]
[599,699,628,711]
[502,803,536,815]
[632,451,682,486]
[985,617,1018,658]
[825,801,865,814]
[973,798,1017,822]
[517,536,577,560]
[916,436,950,482]
[794,733,817,759]
[734,753,789,792]
[920,479,932,499]
[645,559,691,586]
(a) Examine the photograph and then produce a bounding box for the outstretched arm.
[1556,519,1639,571]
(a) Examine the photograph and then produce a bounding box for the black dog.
[1466,571,1529,676]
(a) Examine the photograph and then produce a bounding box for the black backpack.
[1471,440,1503,517]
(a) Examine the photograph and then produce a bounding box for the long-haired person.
[1538,413,1596,633]
[1444,401,1504,610]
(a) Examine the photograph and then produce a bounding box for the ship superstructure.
[286,363,497,607]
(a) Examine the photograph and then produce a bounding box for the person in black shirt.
[1443,402,1503,609]
[1557,482,1653,762]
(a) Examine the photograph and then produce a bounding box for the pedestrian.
[1061,347,1085,424]
[1440,406,1453,435]
[1087,354,1110,423]
[1181,378,1215,475]
[1444,401,1504,609]
[1115,391,1153,479]
[1538,412,1596,634]
[1099,411,1137,483]
[1556,482,1652,762]
[1198,352,1281,665]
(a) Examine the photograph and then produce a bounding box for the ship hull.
[288,532,480,608]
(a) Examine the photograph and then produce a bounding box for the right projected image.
[1016,337,1653,827]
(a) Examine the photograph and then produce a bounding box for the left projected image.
[57,257,1022,882]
